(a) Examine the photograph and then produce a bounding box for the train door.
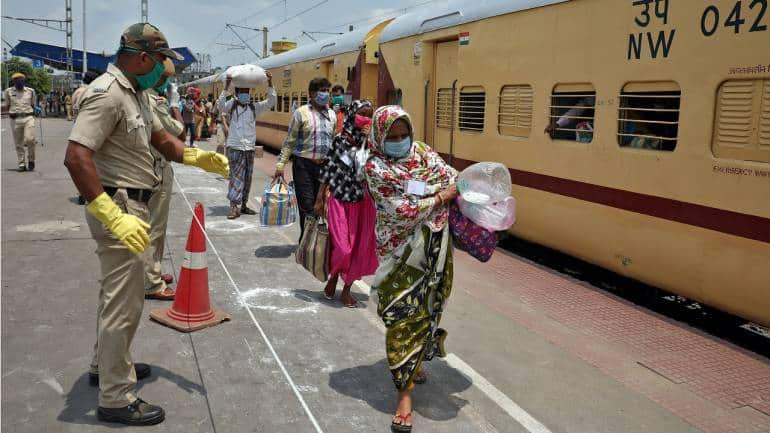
[433,40,458,157]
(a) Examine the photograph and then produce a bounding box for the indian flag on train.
[459,32,470,45]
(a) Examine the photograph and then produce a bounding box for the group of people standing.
[273,77,458,432]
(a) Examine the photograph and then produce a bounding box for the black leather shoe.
[17,163,26,172]
[89,363,151,387]
[97,398,165,426]
[27,161,35,171]
[240,206,257,215]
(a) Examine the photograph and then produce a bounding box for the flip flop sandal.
[145,287,175,300]
[323,292,335,300]
[391,412,412,432]
[342,299,358,308]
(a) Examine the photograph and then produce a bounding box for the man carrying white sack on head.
[216,69,275,219]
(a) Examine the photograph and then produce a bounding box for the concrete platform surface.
[2,118,766,433]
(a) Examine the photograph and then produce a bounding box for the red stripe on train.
[254,117,770,244]
[442,154,770,245]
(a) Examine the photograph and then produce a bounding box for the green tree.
[1,57,52,95]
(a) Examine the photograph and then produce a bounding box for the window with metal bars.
[618,82,680,151]
[498,85,533,137]
[300,92,308,107]
[459,87,485,132]
[712,79,770,163]
[282,94,290,112]
[388,88,403,106]
[549,85,596,142]
[435,88,454,129]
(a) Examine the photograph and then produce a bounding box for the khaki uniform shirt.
[2,86,36,114]
[69,64,163,190]
[147,90,184,171]
[71,85,88,113]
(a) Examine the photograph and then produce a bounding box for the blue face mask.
[238,93,250,104]
[314,91,330,106]
[383,137,412,159]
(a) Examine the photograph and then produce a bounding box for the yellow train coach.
[198,0,770,327]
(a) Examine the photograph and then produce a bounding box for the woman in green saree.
[364,105,458,432]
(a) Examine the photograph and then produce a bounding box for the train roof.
[185,20,386,86]
[379,0,568,43]
[256,20,384,70]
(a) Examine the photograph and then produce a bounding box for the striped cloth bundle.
[260,179,297,226]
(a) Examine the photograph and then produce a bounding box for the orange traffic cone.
[150,202,230,332]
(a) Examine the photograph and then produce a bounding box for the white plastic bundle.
[457,162,516,231]
[221,64,267,88]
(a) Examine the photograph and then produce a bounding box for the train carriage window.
[435,88,454,129]
[498,85,533,138]
[618,82,680,151]
[300,92,308,107]
[548,84,596,142]
[712,79,770,163]
[387,88,403,106]
[459,86,486,132]
[282,94,290,112]
[291,92,299,112]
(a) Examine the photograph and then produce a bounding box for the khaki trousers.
[12,117,36,165]
[144,163,174,294]
[85,189,149,408]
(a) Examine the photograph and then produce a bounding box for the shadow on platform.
[57,365,205,427]
[254,244,296,259]
[329,358,472,421]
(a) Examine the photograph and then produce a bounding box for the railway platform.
[2,118,769,433]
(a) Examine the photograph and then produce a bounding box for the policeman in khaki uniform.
[2,72,38,171]
[64,23,229,426]
[144,59,184,300]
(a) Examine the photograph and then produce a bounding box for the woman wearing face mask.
[314,100,378,307]
[364,105,458,432]
[217,73,276,219]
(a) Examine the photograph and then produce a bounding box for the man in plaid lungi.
[216,73,276,219]
[226,148,255,217]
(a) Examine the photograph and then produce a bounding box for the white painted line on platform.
[173,174,325,433]
[353,281,552,433]
[445,354,553,433]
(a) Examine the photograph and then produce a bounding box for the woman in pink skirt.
[314,100,378,307]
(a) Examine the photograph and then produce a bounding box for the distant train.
[187,0,770,327]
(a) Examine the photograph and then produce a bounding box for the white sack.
[221,64,267,88]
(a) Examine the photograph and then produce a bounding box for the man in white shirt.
[216,72,276,219]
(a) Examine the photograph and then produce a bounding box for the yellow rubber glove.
[183,147,230,178]
[86,192,151,254]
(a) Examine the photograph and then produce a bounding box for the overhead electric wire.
[204,0,284,53]
[316,0,441,32]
